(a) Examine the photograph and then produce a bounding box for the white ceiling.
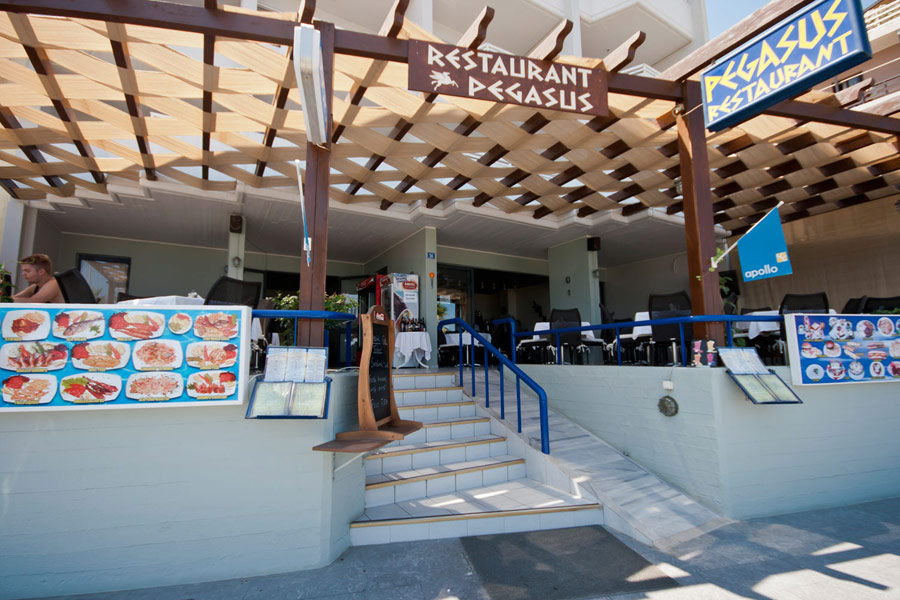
[39,178,704,268]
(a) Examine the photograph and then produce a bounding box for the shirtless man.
[12,254,64,303]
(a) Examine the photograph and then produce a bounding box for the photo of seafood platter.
[786,314,900,386]
[53,311,104,340]
[1,342,68,372]
[0,304,249,411]
[2,310,51,341]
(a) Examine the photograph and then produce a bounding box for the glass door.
[436,265,473,331]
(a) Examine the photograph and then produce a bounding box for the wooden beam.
[299,0,316,24]
[677,80,723,340]
[529,18,573,61]
[0,107,68,190]
[601,31,646,73]
[297,22,334,347]
[764,98,900,136]
[457,5,494,49]
[660,0,818,81]
[107,26,156,181]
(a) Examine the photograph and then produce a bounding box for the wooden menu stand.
[313,305,421,453]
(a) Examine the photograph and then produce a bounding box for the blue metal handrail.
[440,317,551,454]
[252,309,357,367]
[514,314,785,366]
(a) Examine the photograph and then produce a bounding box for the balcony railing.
[865,0,900,29]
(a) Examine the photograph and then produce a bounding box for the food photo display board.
[785,313,900,386]
[0,304,250,411]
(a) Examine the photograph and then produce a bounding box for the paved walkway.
[34,496,900,600]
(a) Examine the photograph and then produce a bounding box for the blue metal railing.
[251,309,357,367]
[440,317,551,454]
[513,314,785,366]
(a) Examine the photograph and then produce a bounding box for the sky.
[706,1,770,37]
[706,0,882,37]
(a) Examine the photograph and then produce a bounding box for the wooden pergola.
[1,0,898,344]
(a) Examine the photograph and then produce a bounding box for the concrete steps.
[350,369,602,546]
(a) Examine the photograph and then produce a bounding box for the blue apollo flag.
[737,207,792,282]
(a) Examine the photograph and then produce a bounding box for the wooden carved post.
[297,21,334,347]
[678,80,724,342]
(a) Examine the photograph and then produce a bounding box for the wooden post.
[297,21,333,347]
[678,80,724,342]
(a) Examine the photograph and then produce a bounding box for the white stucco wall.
[0,372,364,599]
[521,365,900,519]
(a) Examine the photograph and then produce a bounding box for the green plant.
[436,303,447,319]
[270,291,359,345]
[0,262,15,302]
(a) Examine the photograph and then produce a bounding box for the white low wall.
[0,372,364,600]
[521,365,900,519]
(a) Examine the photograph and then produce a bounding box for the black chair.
[648,291,692,365]
[860,296,900,313]
[204,276,261,309]
[840,296,867,314]
[778,292,829,314]
[115,291,144,303]
[437,328,459,367]
[54,268,98,304]
[549,308,588,365]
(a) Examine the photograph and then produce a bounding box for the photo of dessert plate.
[870,361,885,378]
[800,342,819,359]
[825,361,845,380]
[856,319,875,339]
[889,361,900,378]
[822,340,841,358]
[847,361,865,381]
[877,317,895,337]
[805,364,824,381]
[890,340,900,359]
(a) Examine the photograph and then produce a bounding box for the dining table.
[736,309,837,339]
[394,331,432,368]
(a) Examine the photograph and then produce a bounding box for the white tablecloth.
[445,332,492,347]
[117,295,205,306]
[738,309,837,339]
[394,331,432,368]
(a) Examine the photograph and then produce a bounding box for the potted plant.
[270,291,358,365]
[0,263,15,302]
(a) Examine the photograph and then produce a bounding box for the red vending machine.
[356,274,390,316]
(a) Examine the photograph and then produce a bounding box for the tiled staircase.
[350,370,602,545]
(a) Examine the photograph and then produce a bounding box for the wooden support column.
[677,80,723,342]
[297,21,334,346]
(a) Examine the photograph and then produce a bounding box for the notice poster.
[785,314,900,386]
[0,304,249,411]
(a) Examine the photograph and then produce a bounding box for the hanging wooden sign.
[315,305,421,453]
[409,40,608,116]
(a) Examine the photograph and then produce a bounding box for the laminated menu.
[248,346,329,418]
[0,304,250,411]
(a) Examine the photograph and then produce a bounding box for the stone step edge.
[351,504,602,528]
[366,435,506,459]
[422,416,489,428]
[398,399,474,410]
[392,371,457,378]
[395,386,463,393]
[366,456,525,489]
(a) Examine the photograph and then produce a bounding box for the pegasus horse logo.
[430,71,458,90]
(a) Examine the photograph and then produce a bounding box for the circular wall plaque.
[658,395,678,417]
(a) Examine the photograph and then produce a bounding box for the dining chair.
[437,328,459,367]
[840,296,867,314]
[115,291,144,303]
[860,296,900,313]
[204,275,261,309]
[54,268,98,304]
[648,291,692,365]
[778,292,829,314]
[549,308,588,365]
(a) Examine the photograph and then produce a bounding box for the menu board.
[786,313,900,386]
[246,346,330,418]
[0,304,249,411]
[719,346,802,404]
[368,322,391,423]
